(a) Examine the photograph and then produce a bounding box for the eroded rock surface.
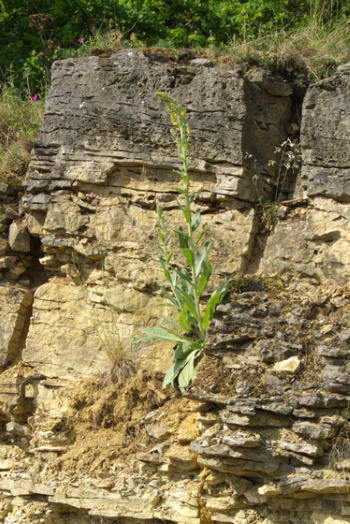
[0,52,349,523]
[260,63,350,289]
[0,285,349,523]
[19,49,292,372]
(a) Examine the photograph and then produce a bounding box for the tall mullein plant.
[138,93,231,392]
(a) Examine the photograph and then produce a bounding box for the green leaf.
[174,341,202,360]
[159,259,171,283]
[178,267,192,284]
[166,251,174,263]
[198,259,212,296]
[191,209,201,231]
[202,279,232,330]
[159,285,179,308]
[158,302,177,309]
[180,290,199,321]
[137,327,185,344]
[163,362,176,388]
[181,247,194,267]
[178,350,199,392]
[183,206,191,223]
[170,271,178,289]
[194,241,211,277]
[172,187,185,194]
[177,226,189,249]
[163,356,188,388]
[178,308,191,332]
[195,222,208,244]
[160,314,185,333]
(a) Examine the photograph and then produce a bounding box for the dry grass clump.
[330,419,350,470]
[225,15,350,81]
[96,324,138,388]
[98,357,137,388]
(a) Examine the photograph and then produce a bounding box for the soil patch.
[46,370,180,478]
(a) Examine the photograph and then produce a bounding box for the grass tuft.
[223,15,350,81]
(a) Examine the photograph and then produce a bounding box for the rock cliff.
[0,50,349,523]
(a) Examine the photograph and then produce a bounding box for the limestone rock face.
[20,50,291,375]
[1,52,350,523]
[29,50,290,202]
[0,286,32,367]
[23,280,166,378]
[260,63,350,289]
[301,63,350,201]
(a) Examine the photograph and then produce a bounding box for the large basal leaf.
[177,350,200,392]
[163,355,189,388]
[174,341,202,360]
[137,327,185,344]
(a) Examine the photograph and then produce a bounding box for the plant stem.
[179,124,205,341]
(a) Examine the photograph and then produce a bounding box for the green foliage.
[137,93,231,392]
[0,81,45,186]
[255,196,278,229]
[0,0,349,93]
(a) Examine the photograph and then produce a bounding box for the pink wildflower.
[31,94,38,101]
[77,38,84,44]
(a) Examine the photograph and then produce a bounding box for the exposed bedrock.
[0,53,349,523]
[21,49,293,376]
[260,63,350,289]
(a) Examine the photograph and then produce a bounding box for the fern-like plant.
[137,93,231,392]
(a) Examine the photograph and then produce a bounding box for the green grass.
[0,86,45,188]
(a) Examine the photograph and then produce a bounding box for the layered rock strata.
[20,49,292,375]
[0,52,349,523]
[0,283,349,523]
[260,63,350,288]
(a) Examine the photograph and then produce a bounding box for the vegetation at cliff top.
[0,0,349,95]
